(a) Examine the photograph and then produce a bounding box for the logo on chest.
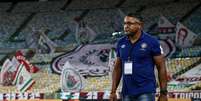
[140,43,147,51]
[121,44,126,48]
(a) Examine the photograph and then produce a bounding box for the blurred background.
[0,0,201,100]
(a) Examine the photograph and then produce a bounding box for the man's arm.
[111,57,122,94]
[154,55,167,94]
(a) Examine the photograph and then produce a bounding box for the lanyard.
[128,44,134,61]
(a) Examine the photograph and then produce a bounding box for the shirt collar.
[139,31,145,40]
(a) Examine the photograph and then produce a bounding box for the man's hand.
[158,94,168,101]
[109,92,117,101]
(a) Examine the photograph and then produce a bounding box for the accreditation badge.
[124,61,132,75]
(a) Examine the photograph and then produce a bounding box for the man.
[110,13,168,101]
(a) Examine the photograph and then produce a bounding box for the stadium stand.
[66,0,119,9]
[0,13,29,42]
[172,46,201,58]
[141,1,199,31]
[183,5,201,35]
[0,0,200,100]
[16,11,81,46]
[12,1,65,13]
[166,57,201,77]
[0,2,11,12]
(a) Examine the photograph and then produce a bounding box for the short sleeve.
[116,42,120,58]
[151,38,162,56]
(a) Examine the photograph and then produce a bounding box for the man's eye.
[124,22,137,25]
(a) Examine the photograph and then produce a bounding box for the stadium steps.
[115,0,127,7]
[75,9,90,22]
[6,1,17,13]
[147,0,201,33]
[60,0,72,11]
[8,12,36,42]
[172,57,201,79]
[52,29,70,41]
[179,1,201,22]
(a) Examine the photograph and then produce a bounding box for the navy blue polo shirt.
[116,31,162,96]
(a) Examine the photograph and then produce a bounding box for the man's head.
[124,13,143,36]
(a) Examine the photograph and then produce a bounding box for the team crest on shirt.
[121,44,126,48]
[141,43,147,50]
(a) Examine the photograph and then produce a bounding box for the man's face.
[124,16,142,35]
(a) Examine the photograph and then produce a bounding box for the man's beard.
[125,32,136,37]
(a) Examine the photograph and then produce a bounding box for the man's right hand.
[110,92,117,101]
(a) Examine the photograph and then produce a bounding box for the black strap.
[128,45,134,61]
